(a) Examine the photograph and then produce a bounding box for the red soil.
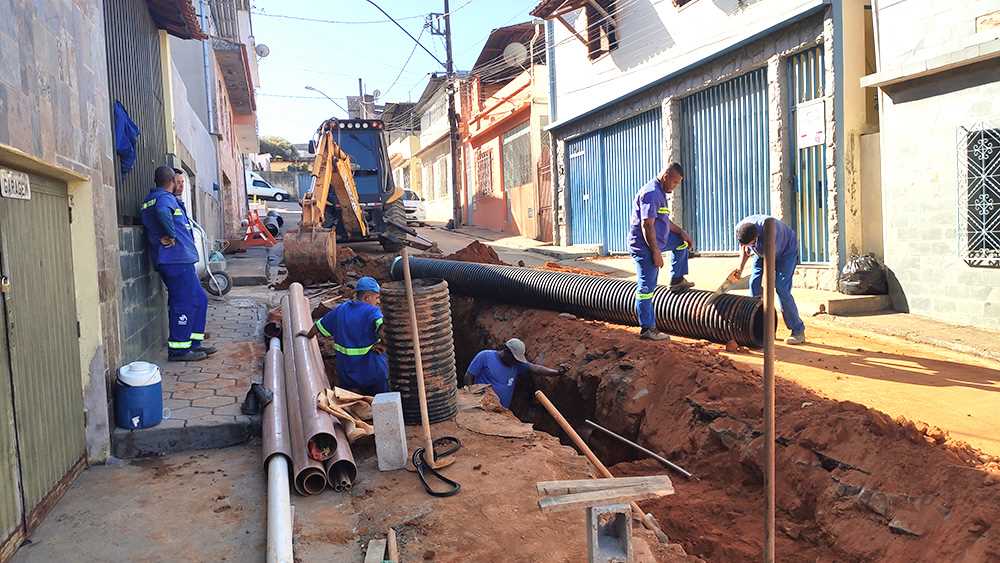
[443,240,507,265]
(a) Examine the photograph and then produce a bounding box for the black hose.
[390,257,766,347]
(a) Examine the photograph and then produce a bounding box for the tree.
[259,136,297,160]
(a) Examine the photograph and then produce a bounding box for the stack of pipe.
[261,337,293,563]
[264,283,358,498]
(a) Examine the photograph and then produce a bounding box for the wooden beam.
[537,476,672,496]
[586,0,616,31]
[538,483,674,513]
[555,15,588,47]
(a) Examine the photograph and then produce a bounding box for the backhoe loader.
[283,117,406,282]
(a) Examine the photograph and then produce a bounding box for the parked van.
[246,171,292,202]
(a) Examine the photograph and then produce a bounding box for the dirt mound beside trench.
[443,240,507,265]
[460,303,1000,562]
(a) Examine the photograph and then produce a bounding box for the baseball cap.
[504,338,527,363]
[356,276,381,293]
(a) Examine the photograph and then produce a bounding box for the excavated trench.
[447,294,1000,563]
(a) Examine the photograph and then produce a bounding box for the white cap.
[504,338,527,363]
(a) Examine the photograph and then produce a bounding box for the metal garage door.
[567,109,662,253]
[0,169,85,553]
[787,45,829,263]
[681,69,770,253]
[601,110,662,254]
[567,132,604,246]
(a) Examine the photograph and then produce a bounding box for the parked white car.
[402,189,426,225]
[246,172,292,202]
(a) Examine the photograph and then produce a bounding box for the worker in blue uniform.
[140,166,213,361]
[732,214,806,345]
[170,168,212,354]
[627,162,695,342]
[300,276,389,396]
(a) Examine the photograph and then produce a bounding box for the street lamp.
[304,85,348,114]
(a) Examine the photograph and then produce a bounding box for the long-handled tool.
[584,419,695,481]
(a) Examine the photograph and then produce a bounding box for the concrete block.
[586,503,632,563]
[372,392,407,471]
[826,294,892,316]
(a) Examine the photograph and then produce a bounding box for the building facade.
[413,74,467,223]
[864,1,1000,328]
[536,0,876,289]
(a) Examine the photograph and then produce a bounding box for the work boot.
[193,344,218,355]
[785,330,806,345]
[167,349,209,362]
[669,277,695,293]
[639,328,670,342]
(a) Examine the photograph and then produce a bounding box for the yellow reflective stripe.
[190,332,205,341]
[657,207,670,214]
[676,241,689,250]
[315,319,332,337]
[173,208,182,216]
[333,342,374,356]
[168,340,192,349]
[374,318,383,329]
[142,200,156,209]
[636,291,654,300]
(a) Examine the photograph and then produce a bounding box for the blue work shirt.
[140,188,198,265]
[316,300,388,392]
[738,214,799,260]
[467,350,528,408]
[628,179,673,256]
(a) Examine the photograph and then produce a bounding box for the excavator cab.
[283,118,406,283]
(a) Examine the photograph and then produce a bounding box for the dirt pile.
[443,240,507,265]
[539,261,611,276]
[458,303,1000,562]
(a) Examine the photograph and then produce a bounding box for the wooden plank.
[386,528,399,562]
[537,475,671,496]
[538,484,674,514]
[555,15,588,47]
[364,538,387,563]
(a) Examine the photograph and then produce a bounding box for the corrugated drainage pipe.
[390,258,766,347]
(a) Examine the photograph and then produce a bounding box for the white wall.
[549,0,821,123]
[171,59,222,238]
[875,0,998,64]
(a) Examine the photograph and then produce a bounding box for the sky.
[252,0,541,142]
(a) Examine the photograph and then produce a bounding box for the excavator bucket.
[284,227,338,284]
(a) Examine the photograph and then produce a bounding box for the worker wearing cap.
[628,162,695,342]
[140,165,213,362]
[464,339,563,409]
[732,215,806,345]
[300,276,389,395]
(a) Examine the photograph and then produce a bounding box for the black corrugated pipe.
[390,257,766,347]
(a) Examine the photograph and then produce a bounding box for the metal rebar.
[390,257,767,347]
[584,419,694,480]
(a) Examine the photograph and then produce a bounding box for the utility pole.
[443,0,462,227]
[357,78,366,119]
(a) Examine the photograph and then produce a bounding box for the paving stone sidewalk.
[112,296,269,458]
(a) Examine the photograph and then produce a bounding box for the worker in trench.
[298,276,390,396]
[628,162,695,342]
[464,338,565,409]
[732,215,807,345]
[139,166,214,361]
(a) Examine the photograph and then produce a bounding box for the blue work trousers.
[335,353,390,396]
[158,263,208,352]
[632,233,690,329]
[750,252,805,334]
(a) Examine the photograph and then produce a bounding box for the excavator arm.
[301,126,368,237]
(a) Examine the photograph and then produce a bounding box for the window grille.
[958,123,1000,268]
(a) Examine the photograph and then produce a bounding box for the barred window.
[959,125,1000,267]
[476,150,493,195]
[502,124,531,191]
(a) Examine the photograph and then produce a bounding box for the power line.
[250,9,425,25]
[382,26,427,98]
[365,0,447,69]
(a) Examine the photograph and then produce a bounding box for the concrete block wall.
[118,227,167,363]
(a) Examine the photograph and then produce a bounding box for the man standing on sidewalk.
[628,163,695,341]
[732,214,806,344]
[140,166,212,361]
[171,168,213,355]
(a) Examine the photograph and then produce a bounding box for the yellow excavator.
[284,117,406,282]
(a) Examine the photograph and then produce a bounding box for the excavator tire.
[380,199,407,253]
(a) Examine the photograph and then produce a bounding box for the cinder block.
[372,392,407,471]
[587,503,632,563]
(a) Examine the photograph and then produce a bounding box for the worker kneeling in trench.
[299,276,390,396]
[465,338,566,409]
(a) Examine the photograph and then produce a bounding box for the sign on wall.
[796,99,826,148]
[0,167,31,200]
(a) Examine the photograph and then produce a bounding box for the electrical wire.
[251,0,477,25]
[382,25,428,99]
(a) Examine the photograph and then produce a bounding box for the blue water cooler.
[115,361,163,430]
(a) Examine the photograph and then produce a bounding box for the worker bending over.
[732,215,806,345]
[464,338,563,409]
[300,277,389,396]
[628,162,695,341]
[140,166,213,361]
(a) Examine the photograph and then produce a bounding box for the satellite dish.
[255,43,271,58]
[372,89,381,99]
[502,42,529,69]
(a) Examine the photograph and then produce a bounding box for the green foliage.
[259,136,297,160]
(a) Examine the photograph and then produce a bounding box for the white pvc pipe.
[266,454,294,563]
